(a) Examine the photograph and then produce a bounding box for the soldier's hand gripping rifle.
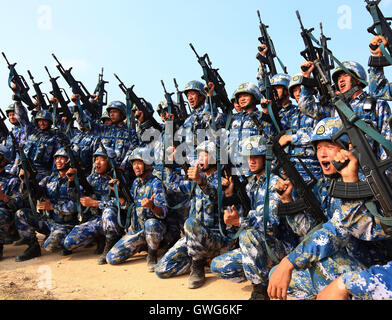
[52,54,100,120]
[271,133,327,225]
[45,66,73,124]
[91,68,108,117]
[114,74,162,132]
[2,53,36,111]
[296,11,335,107]
[366,0,392,67]
[189,43,234,115]
[313,58,392,226]
[27,70,50,111]
[256,10,288,77]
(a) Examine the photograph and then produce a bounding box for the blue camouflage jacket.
[129,172,168,232]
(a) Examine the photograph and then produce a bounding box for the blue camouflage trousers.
[106,218,168,265]
[63,208,122,251]
[154,217,237,278]
[211,228,295,286]
[15,208,73,251]
[269,250,365,300]
[0,208,13,244]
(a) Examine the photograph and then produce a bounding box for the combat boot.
[60,249,72,256]
[94,235,106,255]
[146,249,158,272]
[249,283,270,300]
[0,244,3,260]
[97,238,118,265]
[188,259,206,289]
[13,238,30,246]
[15,239,41,262]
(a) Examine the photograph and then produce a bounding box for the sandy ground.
[0,235,252,301]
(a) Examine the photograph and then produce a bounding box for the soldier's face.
[238,93,254,109]
[7,111,18,125]
[292,85,301,103]
[316,141,342,175]
[55,156,68,171]
[186,91,201,108]
[197,151,213,171]
[95,156,109,174]
[337,73,353,94]
[109,109,122,123]
[103,119,112,125]
[247,155,264,173]
[37,119,50,130]
[233,101,241,113]
[135,110,144,123]
[274,85,286,100]
[132,160,145,177]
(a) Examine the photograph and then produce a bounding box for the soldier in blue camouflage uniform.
[153,101,190,230]
[227,83,270,176]
[2,103,26,175]
[87,101,138,168]
[259,71,323,181]
[106,147,171,272]
[14,103,61,181]
[175,81,227,166]
[368,35,392,100]
[333,61,391,159]
[317,260,392,300]
[14,148,80,261]
[268,118,392,300]
[120,100,158,171]
[154,141,237,289]
[211,136,298,300]
[63,146,123,264]
[0,146,24,260]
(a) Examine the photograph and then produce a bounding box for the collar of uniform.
[138,171,154,185]
[350,91,367,104]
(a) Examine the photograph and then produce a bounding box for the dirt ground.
[0,235,252,301]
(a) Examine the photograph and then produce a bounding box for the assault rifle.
[173,78,189,124]
[114,73,136,131]
[45,66,73,123]
[313,58,392,223]
[11,131,44,215]
[52,54,100,120]
[271,134,327,225]
[366,0,392,67]
[27,70,50,111]
[189,43,234,115]
[2,53,36,111]
[256,10,288,76]
[296,11,335,106]
[113,73,162,132]
[249,112,326,224]
[91,68,108,117]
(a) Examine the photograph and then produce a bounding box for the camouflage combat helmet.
[240,135,267,157]
[332,61,367,88]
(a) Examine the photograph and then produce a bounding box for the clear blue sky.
[1,0,391,116]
